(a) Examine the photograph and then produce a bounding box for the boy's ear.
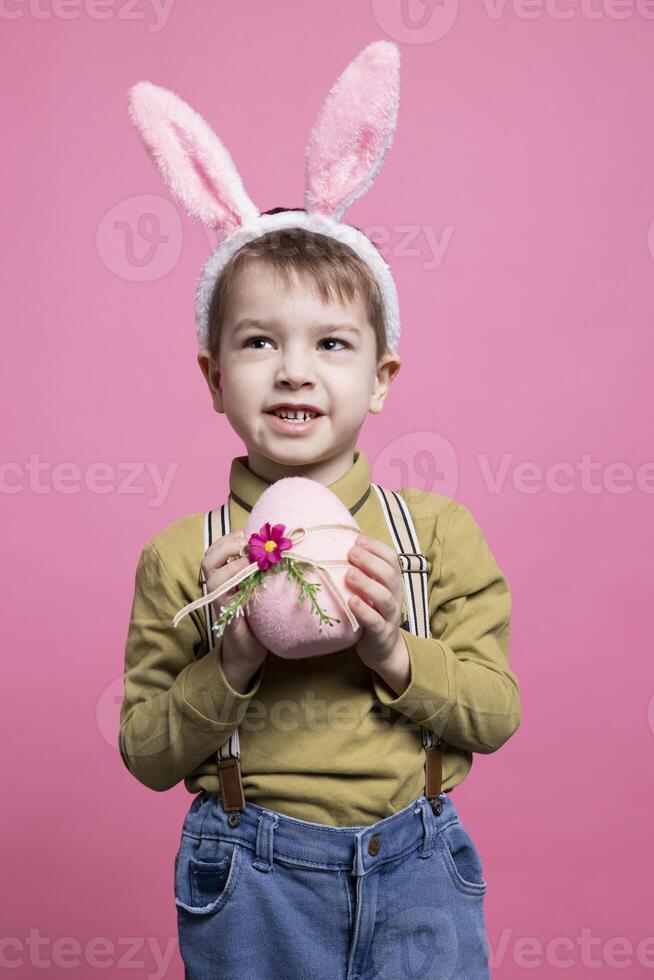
[197,348,225,413]
[369,353,401,414]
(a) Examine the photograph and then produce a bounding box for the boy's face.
[198,260,400,483]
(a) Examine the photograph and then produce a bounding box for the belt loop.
[351,829,367,878]
[252,812,279,873]
[418,799,434,858]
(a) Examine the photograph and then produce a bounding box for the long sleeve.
[119,541,266,792]
[371,501,521,754]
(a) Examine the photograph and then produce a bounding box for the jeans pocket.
[175,837,245,916]
[436,819,488,897]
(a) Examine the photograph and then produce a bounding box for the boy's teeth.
[273,409,317,421]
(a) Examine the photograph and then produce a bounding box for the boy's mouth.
[264,404,324,434]
[265,403,324,420]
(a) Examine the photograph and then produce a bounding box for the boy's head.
[128,43,405,483]
[197,214,401,481]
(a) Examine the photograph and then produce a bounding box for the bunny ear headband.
[127,40,402,353]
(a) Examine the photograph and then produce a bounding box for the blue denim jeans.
[174,790,490,979]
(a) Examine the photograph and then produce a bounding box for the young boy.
[120,223,521,979]
[122,47,521,979]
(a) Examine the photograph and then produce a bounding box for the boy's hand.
[345,536,406,670]
[200,531,268,678]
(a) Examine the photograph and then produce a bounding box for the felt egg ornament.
[241,477,364,658]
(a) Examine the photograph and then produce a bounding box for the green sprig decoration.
[212,556,341,638]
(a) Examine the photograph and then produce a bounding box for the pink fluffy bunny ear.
[305,40,400,221]
[128,81,259,237]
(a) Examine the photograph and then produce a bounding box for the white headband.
[128,41,402,353]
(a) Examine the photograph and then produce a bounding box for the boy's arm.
[119,541,266,792]
[371,501,521,754]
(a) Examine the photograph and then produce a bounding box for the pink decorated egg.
[243,477,364,658]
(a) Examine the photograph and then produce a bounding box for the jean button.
[431,799,443,816]
[228,813,241,827]
[368,835,381,856]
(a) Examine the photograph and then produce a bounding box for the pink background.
[3,2,653,977]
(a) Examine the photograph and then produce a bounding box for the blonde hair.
[206,209,389,362]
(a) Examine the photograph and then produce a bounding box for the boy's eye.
[242,336,351,351]
[319,337,350,352]
[243,336,272,349]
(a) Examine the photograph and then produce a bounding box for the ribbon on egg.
[172,523,361,632]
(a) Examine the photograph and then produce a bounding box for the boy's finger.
[353,536,399,569]
[202,530,246,571]
[207,554,250,600]
[348,542,398,588]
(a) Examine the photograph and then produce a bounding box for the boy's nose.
[275,355,316,387]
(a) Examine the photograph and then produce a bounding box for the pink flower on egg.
[247,522,294,571]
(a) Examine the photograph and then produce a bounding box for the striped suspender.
[199,502,246,812]
[201,487,442,813]
[370,485,443,805]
